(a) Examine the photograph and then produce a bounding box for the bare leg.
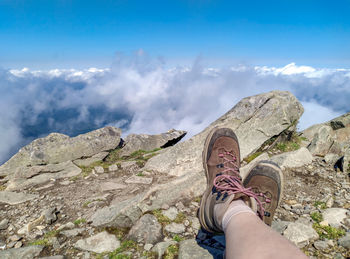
[224,212,307,259]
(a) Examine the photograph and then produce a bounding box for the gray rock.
[61,228,85,237]
[307,125,334,156]
[145,91,303,178]
[43,207,57,224]
[271,220,290,234]
[282,222,319,248]
[270,147,313,169]
[120,129,186,157]
[0,245,43,259]
[93,166,104,174]
[125,175,153,185]
[313,240,329,250]
[162,207,178,221]
[127,214,162,244]
[0,219,9,230]
[5,161,81,191]
[108,164,119,172]
[144,244,153,251]
[338,233,350,249]
[74,231,120,253]
[0,191,38,205]
[324,153,340,164]
[90,194,143,228]
[73,152,109,167]
[165,223,186,234]
[178,239,212,259]
[152,241,177,258]
[57,222,75,231]
[322,208,348,228]
[100,181,126,192]
[0,126,121,171]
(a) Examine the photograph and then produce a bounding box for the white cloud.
[0,58,349,164]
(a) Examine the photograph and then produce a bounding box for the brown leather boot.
[243,160,284,226]
[198,127,258,234]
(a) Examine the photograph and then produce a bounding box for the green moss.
[29,238,51,246]
[314,201,327,210]
[142,251,157,259]
[312,223,345,240]
[44,230,60,238]
[105,148,122,163]
[136,172,144,176]
[164,244,179,259]
[152,209,171,225]
[173,212,186,224]
[310,212,323,223]
[74,218,86,225]
[244,151,263,163]
[104,227,129,240]
[69,175,80,181]
[173,234,184,242]
[107,240,137,259]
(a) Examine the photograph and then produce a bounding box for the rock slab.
[0,245,43,259]
[178,239,212,259]
[120,129,186,157]
[283,222,319,248]
[0,191,38,205]
[127,214,162,245]
[74,231,120,253]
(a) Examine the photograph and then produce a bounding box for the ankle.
[220,199,255,232]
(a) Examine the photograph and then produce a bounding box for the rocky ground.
[0,91,349,259]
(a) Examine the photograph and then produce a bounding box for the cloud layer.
[1,55,349,164]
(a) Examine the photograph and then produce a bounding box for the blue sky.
[1,0,349,69]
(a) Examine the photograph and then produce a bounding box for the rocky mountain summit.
[0,90,349,259]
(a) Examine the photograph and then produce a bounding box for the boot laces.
[213,150,271,220]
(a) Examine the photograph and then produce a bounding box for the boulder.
[5,161,81,191]
[0,191,38,205]
[338,233,350,250]
[74,231,120,253]
[127,214,162,244]
[0,245,43,259]
[152,241,177,258]
[164,223,186,234]
[145,91,303,177]
[120,129,186,157]
[322,208,348,228]
[0,126,121,172]
[269,147,313,169]
[73,152,109,167]
[307,125,334,156]
[178,239,212,259]
[282,222,319,248]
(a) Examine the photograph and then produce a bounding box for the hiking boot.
[243,160,284,226]
[198,127,259,234]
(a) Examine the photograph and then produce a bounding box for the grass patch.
[173,234,184,242]
[152,209,171,225]
[310,212,322,223]
[107,240,137,259]
[0,185,6,191]
[136,172,144,176]
[142,251,157,259]
[314,201,327,210]
[164,244,179,259]
[83,201,92,208]
[275,141,300,152]
[310,211,345,240]
[173,212,186,224]
[29,238,51,246]
[105,227,129,240]
[74,218,86,225]
[312,223,345,240]
[78,161,109,177]
[244,151,263,163]
[69,175,80,181]
[44,230,60,238]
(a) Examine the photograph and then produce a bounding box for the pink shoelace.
[213,151,271,219]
